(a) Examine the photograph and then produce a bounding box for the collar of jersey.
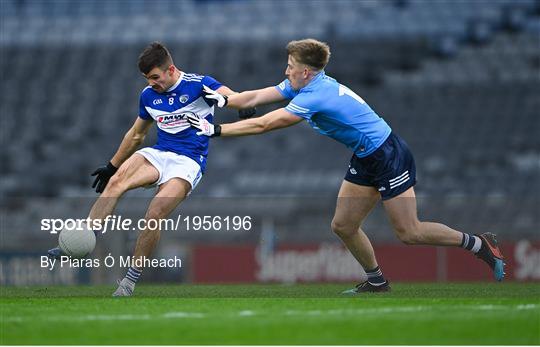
[299,70,325,93]
[165,71,184,93]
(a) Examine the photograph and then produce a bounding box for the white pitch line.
[285,306,429,316]
[162,312,205,318]
[476,305,505,311]
[77,314,152,321]
[516,304,538,310]
[2,304,538,323]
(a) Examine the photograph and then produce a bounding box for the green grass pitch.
[1,283,539,345]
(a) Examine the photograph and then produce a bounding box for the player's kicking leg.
[383,187,505,281]
[48,154,159,259]
[331,180,391,294]
[113,177,191,297]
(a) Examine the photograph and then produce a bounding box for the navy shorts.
[344,132,416,200]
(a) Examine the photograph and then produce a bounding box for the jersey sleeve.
[138,90,152,120]
[202,75,223,91]
[274,79,297,100]
[284,92,317,120]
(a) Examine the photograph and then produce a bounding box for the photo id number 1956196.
[180,215,252,231]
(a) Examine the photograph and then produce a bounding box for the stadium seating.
[2,0,538,44]
[1,0,538,247]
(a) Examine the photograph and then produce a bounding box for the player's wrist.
[211,124,222,137]
[107,162,118,172]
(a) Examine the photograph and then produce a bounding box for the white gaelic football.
[58,226,96,258]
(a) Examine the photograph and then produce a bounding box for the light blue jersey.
[275,72,391,157]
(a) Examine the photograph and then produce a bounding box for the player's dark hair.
[138,42,174,74]
[286,38,331,70]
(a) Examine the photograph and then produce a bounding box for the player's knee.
[393,221,422,245]
[145,207,168,223]
[396,232,419,245]
[331,218,357,238]
[104,174,128,195]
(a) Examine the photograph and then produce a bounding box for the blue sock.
[125,267,142,284]
[365,266,387,286]
[460,233,481,253]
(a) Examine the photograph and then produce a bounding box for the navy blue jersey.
[276,72,391,157]
[139,72,222,172]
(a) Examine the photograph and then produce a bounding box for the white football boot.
[112,278,135,297]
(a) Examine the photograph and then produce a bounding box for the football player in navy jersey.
[189,39,505,292]
[49,42,241,296]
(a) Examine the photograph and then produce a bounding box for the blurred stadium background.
[1,0,539,286]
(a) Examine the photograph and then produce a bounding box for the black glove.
[91,162,117,193]
[238,107,256,119]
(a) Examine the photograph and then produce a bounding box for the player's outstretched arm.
[203,86,284,110]
[220,108,302,136]
[228,87,285,109]
[210,86,257,119]
[187,108,302,137]
[215,85,236,96]
[91,117,153,193]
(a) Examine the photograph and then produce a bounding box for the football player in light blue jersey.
[189,39,505,292]
[48,42,238,296]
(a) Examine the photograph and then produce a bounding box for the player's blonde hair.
[286,39,331,71]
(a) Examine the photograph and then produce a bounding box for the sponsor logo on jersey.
[378,186,386,192]
[278,81,285,90]
[349,168,357,175]
[157,112,195,129]
[179,94,189,103]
